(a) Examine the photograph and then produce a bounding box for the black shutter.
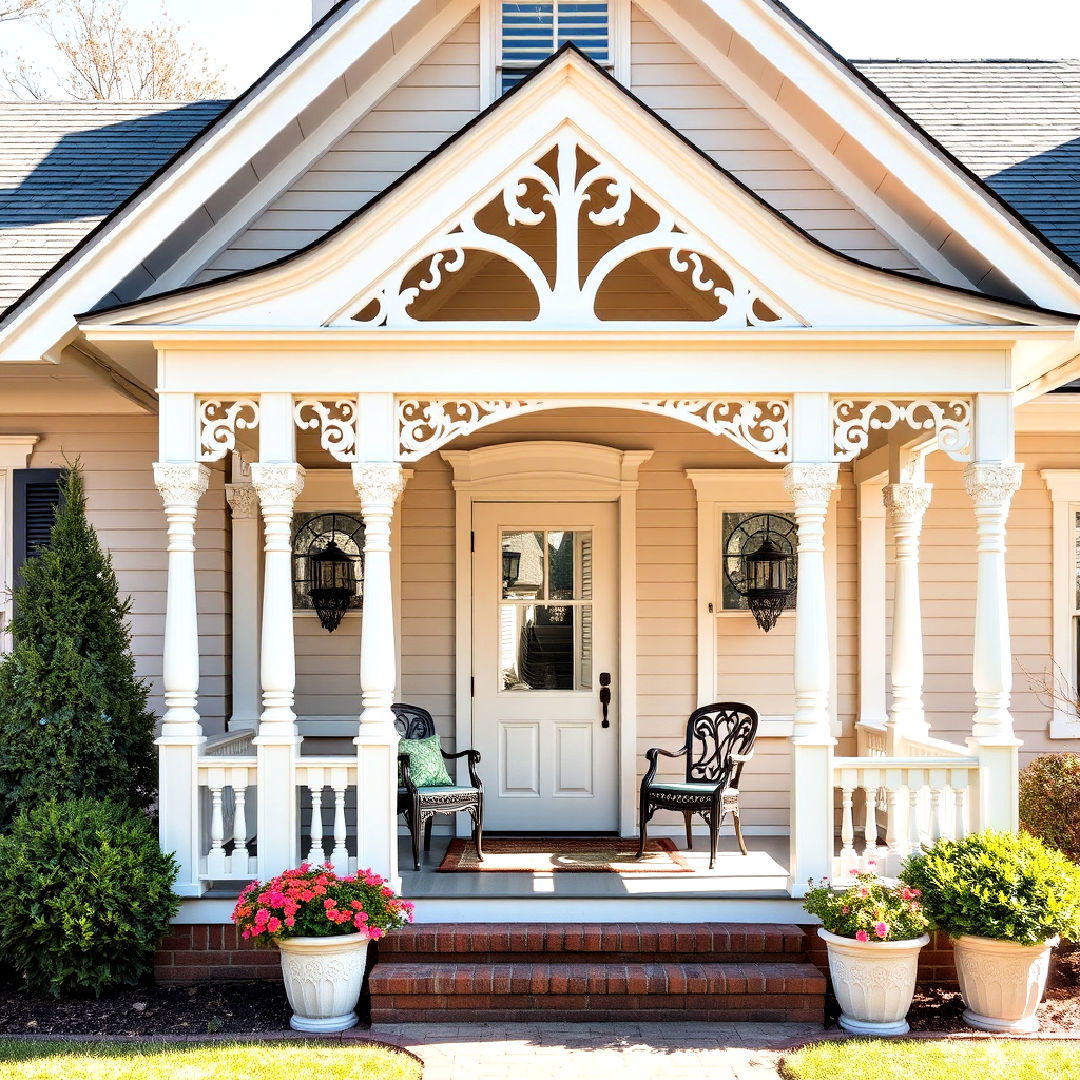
[13,468,63,587]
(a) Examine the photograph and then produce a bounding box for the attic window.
[498,2,612,95]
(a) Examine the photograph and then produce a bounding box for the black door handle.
[599,672,611,728]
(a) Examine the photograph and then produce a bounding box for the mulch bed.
[0,981,292,1038]
[823,942,1080,1034]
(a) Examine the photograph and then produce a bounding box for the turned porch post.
[154,460,210,897]
[353,460,407,886]
[965,457,1023,831]
[884,474,932,750]
[251,393,305,877]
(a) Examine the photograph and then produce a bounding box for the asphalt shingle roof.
[0,100,228,314]
[855,60,1080,267]
[1,60,1080,316]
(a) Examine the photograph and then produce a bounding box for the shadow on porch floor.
[399,833,790,899]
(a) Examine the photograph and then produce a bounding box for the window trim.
[0,438,42,650]
[480,0,630,105]
[1042,469,1080,738]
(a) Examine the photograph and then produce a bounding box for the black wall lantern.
[723,513,797,633]
[308,540,356,633]
[502,549,522,590]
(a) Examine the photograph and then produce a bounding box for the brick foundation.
[801,925,959,987]
[155,924,282,984]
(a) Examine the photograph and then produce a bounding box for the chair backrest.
[392,702,435,740]
[684,702,759,786]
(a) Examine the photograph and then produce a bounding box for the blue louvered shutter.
[499,2,611,95]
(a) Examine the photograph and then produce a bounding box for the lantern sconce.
[293,511,365,633]
[308,540,356,633]
[723,513,797,633]
[502,549,522,590]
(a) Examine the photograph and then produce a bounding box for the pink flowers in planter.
[232,863,414,945]
[803,871,930,943]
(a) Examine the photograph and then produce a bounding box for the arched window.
[292,512,365,614]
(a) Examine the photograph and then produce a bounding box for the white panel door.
[472,502,618,832]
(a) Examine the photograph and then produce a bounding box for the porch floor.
[399,834,790,899]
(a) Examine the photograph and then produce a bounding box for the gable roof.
[79,48,1079,334]
[855,60,1080,265]
[0,100,229,314]
[3,0,1080,362]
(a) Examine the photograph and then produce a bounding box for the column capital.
[154,462,210,507]
[964,462,1023,506]
[352,461,406,507]
[251,462,305,508]
[783,462,839,506]
[883,481,932,525]
[225,483,259,519]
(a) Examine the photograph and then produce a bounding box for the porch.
[145,384,1023,917]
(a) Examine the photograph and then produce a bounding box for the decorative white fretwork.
[349,134,797,328]
[293,398,359,463]
[199,399,260,463]
[833,399,972,463]
[398,398,791,462]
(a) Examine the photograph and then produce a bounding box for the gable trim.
[709,0,1080,308]
[77,48,1080,330]
[0,0,434,364]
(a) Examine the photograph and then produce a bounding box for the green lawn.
[0,1040,422,1080]
[783,1040,1080,1080]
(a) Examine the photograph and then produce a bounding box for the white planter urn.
[953,934,1058,1033]
[277,931,371,1032]
[819,928,930,1036]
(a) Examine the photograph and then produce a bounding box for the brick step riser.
[373,1002,823,1024]
[385,950,805,965]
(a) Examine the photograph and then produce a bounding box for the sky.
[1,0,1079,95]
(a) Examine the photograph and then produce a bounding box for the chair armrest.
[730,751,754,763]
[398,753,419,797]
[728,749,754,790]
[442,748,483,790]
[642,745,688,788]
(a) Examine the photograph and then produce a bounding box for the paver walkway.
[365,1021,827,1079]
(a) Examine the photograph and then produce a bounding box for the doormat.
[437,836,693,873]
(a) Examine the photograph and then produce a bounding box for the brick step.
[378,922,809,963]
[368,960,826,1023]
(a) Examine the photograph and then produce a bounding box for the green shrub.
[1020,753,1080,862]
[0,799,178,997]
[0,465,157,827]
[900,829,1080,945]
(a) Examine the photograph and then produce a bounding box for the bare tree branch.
[0,0,47,23]
[1,0,228,100]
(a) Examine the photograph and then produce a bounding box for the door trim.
[442,442,653,836]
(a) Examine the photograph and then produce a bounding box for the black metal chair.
[637,702,759,869]
[393,702,484,871]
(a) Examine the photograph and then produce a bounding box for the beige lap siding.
[395,407,861,832]
[2,415,230,734]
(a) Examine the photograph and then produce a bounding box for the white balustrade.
[197,760,257,880]
[832,756,978,878]
[296,761,359,877]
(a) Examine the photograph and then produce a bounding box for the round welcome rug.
[436,836,693,873]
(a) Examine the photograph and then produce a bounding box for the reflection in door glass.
[499,529,594,691]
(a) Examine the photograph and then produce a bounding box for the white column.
[784,460,839,894]
[226,483,261,731]
[153,462,210,897]
[856,476,888,739]
[964,460,1023,830]
[884,481,932,750]
[352,461,407,887]
[251,460,305,877]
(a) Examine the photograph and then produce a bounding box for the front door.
[472,502,618,832]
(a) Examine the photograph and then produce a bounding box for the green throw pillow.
[399,734,454,788]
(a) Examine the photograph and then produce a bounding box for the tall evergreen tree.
[0,465,156,827]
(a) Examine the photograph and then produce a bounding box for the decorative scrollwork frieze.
[294,398,359,463]
[639,400,790,461]
[398,399,544,460]
[348,133,797,329]
[198,398,260,463]
[833,399,972,463]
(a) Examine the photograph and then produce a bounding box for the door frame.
[442,441,653,837]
